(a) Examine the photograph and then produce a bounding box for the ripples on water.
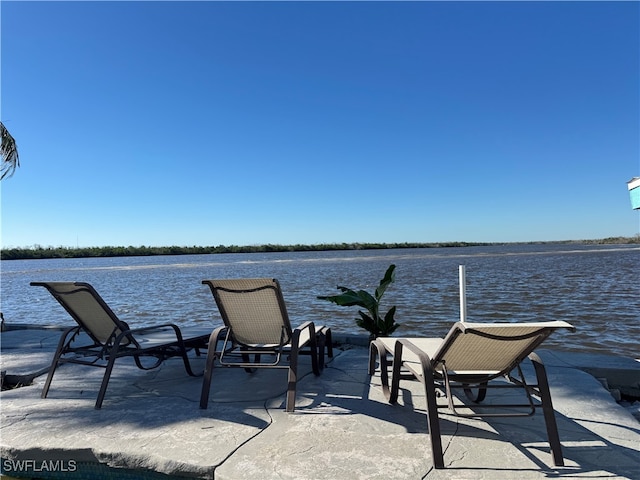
[1,244,638,358]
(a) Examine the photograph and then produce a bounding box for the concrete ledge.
[2,323,69,332]
[539,349,640,400]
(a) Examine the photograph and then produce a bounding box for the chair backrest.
[432,321,575,374]
[202,278,293,346]
[31,282,131,346]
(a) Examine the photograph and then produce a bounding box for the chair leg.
[463,382,488,403]
[316,326,333,370]
[422,363,445,469]
[181,356,198,376]
[41,326,78,399]
[200,327,226,409]
[393,340,445,469]
[179,343,198,377]
[529,352,564,466]
[370,339,393,402]
[322,326,333,359]
[317,332,326,371]
[307,326,320,376]
[41,360,60,399]
[286,346,299,413]
[199,350,217,409]
[95,356,117,409]
[367,340,378,376]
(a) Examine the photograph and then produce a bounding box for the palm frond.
[1,121,20,180]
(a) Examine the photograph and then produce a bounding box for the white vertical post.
[459,265,467,323]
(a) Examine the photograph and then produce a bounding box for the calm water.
[1,244,638,358]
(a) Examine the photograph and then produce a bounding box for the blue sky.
[1,1,638,248]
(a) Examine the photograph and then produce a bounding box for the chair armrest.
[292,321,316,347]
[390,339,435,404]
[208,325,229,353]
[126,323,182,336]
[395,339,434,373]
[112,323,185,350]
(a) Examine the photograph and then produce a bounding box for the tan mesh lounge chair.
[31,281,210,409]
[200,278,333,412]
[369,320,575,469]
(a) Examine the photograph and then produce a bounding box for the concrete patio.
[1,326,639,479]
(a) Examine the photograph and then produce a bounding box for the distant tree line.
[0,242,486,260]
[1,237,638,261]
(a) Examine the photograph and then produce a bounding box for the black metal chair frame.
[200,279,333,412]
[369,322,574,469]
[31,282,209,409]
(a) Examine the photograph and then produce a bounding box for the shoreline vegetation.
[1,236,638,261]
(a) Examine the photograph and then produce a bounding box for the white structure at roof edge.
[627,177,640,210]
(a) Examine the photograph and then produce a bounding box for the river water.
[1,244,638,358]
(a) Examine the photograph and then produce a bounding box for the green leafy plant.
[318,264,399,337]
